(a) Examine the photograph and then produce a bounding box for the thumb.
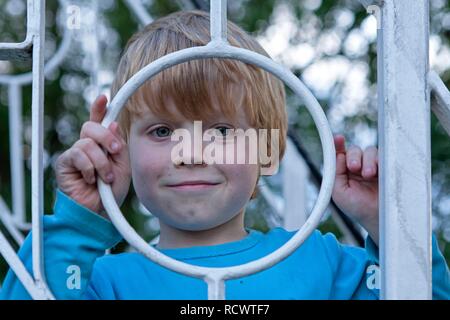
[90,95,108,123]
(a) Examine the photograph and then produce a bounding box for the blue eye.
[149,126,172,138]
[215,126,233,136]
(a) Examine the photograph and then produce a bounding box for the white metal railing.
[123,0,153,26]
[121,0,356,247]
[0,0,449,300]
[0,0,34,61]
[0,0,73,238]
[98,0,336,300]
[376,0,432,299]
[0,0,54,299]
[429,70,450,137]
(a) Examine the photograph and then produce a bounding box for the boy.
[1,10,449,299]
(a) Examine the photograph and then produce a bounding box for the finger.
[362,146,378,178]
[334,153,349,191]
[336,152,348,176]
[346,146,363,173]
[109,121,126,145]
[80,121,122,154]
[75,139,114,183]
[69,148,96,184]
[108,122,129,165]
[334,135,347,176]
[89,95,108,123]
[108,122,128,166]
[334,135,346,154]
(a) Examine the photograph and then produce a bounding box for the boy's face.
[128,95,259,231]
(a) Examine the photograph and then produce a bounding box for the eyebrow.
[136,111,230,122]
[134,114,158,123]
[132,115,192,133]
[131,108,248,131]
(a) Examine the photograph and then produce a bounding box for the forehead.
[129,88,251,127]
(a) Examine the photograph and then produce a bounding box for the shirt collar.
[152,228,263,260]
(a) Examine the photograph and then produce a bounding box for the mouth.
[166,180,222,191]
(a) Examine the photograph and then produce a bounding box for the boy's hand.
[55,95,131,219]
[331,135,379,245]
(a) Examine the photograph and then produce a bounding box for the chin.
[164,216,230,232]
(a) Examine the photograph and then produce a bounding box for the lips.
[167,180,221,187]
[167,180,221,193]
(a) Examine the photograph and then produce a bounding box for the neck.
[156,210,248,249]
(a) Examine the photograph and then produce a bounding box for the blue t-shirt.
[1,189,449,299]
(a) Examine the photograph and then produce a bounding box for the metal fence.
[0,0,449,300]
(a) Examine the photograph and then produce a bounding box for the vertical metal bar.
[176,0,196,10]
[283,140,308,230]
[205,275,225,300]
[30,0,53,298]
[8,84,26,226]
[123,0,153,26]
[210,0,227,43]
[24,0,34,48]
[88,1,100,104]
[208,1,228,296]
[378,0,432,299]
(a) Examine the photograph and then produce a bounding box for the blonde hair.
[110,10,288,198]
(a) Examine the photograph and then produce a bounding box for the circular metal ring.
[98,42,336,285]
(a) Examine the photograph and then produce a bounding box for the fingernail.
[351,160,358,167]
[106,173,114,182]
[364,168,373,175]
[111,141,120,152]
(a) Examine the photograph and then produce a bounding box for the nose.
[174,159,207,168]
[171,121,208,167]
[173,153,207,167]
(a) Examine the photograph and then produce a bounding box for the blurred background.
[0,0,449,284]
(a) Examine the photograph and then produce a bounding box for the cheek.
[219,163,259,197]
[129,139,170,194]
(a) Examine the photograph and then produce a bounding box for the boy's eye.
[215,126,233,136]
[149,126,172,138]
